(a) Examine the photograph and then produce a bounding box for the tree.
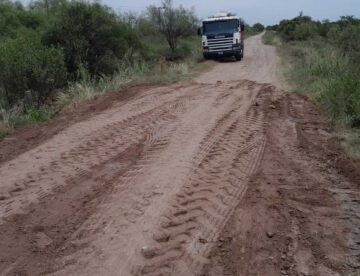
[147,0,197,53]
[253,23,265,32]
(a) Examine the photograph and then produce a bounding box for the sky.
[100,0,360,26]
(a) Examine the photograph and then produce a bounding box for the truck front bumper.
[203,45,242,58]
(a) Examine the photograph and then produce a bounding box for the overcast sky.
[101,0,360,25]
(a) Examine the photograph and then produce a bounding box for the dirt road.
[0,34,359,276]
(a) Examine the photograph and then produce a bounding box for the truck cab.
[201,13,245,61]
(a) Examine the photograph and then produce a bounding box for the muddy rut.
[0,34,359,276]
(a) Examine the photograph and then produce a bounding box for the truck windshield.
[203,20,238,35]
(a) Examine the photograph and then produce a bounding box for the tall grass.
[276,37,360,158]
[262,30,276,45]
[0,103,51,138]
[0,104,20,137]
[279,40,360,128]
[55,59,195,112]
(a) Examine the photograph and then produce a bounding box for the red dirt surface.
[0,34,359,276]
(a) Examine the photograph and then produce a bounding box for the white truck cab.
[200,12,245,61]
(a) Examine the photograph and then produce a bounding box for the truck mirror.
[197,27,202,36]
[240,24,245,31]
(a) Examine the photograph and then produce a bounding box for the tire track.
[47,81,259,276]
[0,86,202,223]
[132,85,270,276]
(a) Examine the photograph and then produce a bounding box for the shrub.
[293,22,318,40]
[262,30,276,45]
[318,67,360,127]
[278,16,315,41]
[0,1,44,40]
[43,1,141,78]
[147,0,198,54]
[253,23,265,32]
[0,29,67,106]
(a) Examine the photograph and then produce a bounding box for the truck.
[200,13,245,61]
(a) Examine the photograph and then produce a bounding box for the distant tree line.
[267,15,360,56]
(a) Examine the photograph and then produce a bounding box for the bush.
[43,1,141,78]
[147,0,198,54]
[278,16,315,41]
[321,74,360,127]
[0,29,67,106]
[293,22,317,40]
[0,1,44,40]
[253,23,265,32]
[262,30,276,45]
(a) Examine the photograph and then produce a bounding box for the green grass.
[262,30,276,45]
[0,103,52,138]
[273,35,360,159]
[277,39,360,127]
[341,129,360,159]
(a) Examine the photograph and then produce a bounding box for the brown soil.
[0,34,359,276]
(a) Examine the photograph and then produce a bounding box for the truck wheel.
[235,53,242,61]
[241,47,244,58]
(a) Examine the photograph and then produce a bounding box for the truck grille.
[207,37,233,52]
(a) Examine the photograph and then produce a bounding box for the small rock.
[199,238,207,244]
[269,105,276,109]
[266,231,275,238]
[141,246,157,259]
[153,232,170,242]
[35,232,53,249]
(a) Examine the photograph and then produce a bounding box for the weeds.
[274,34,360,158]
[54,59,195,113]
[279,41,360,128]
[341,129,360,159]
[262,31,276,45]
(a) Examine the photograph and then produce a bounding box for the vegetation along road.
[0,34,359,276]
